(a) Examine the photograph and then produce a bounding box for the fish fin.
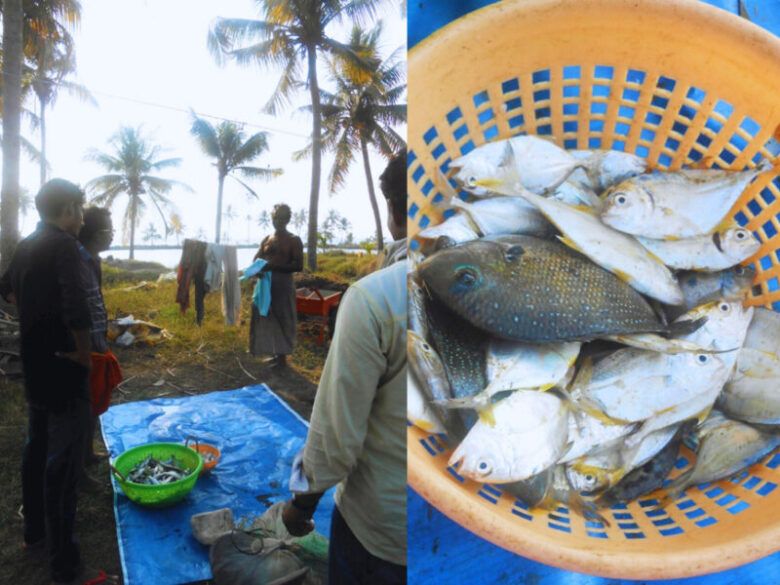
[432,168,460,206]
[434,393,491,412]
[576,396,633,426]
[711,215,739,234]
[568,356,593,391]
[409,418,438,433]
[613,268,634,284]
[538,382,556,392]
[571,204,598,215]
[478,403,497,426]
[557,235,584,254]
[664,316,707,337]
[695,404,714,424]
[657,467,696,509]
[643,248,670,267]
[565,487,612,527]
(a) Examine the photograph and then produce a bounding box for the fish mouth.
[447,446,467,471]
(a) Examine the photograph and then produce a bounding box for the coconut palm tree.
[30,34,96,187]
[189,113,282,243]
[208,0,381,271]
[298,24,405,251]
[1,0,24,272]
[292,208,307,237]
[1,0,81,268]
[85,126,191,260]
[142,223,160,246]
[257,209,271,232]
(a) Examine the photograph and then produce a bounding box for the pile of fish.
[127,456,193,485]
[409,135,779,521]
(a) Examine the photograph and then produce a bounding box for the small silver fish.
[636,228,760,271]
[600,160,772,239]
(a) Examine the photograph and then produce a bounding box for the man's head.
[35,178,85,237]
[379,149,407,241]
[79,207,114,253]
[272,203,292,231]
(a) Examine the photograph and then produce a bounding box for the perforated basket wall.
[407,0,780,578]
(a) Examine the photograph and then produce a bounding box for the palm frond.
[228,175,260,199]
[234,166,284,181]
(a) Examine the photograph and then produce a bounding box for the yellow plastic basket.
[407,0,780,579]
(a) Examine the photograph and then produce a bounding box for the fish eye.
[477,460,492,475]
[696,354,709,364]
[735,265,745,275]
[736,230,747,239]
[454,267,479,287]
[585,474,594,482]
[719,302,730,312]
[614,193,628,205]
[505,245,525,262]
[467,175,477,186]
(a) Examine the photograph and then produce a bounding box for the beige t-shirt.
[302,259,407,566]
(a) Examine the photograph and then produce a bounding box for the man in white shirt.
[282,151,407,584]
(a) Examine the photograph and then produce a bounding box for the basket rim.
[408,0,780,578]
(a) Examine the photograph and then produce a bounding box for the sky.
[16,0,407,249]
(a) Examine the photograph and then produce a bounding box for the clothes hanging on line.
[176,240,240,326]
[222,246,240,326]
[176,239,208,324]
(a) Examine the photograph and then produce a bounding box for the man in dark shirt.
[0,179,118,585]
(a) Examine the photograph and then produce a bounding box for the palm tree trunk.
[129,193,137,260]
[216,173,225,244]
[361,138,384,252]
[40,101,48,188]
[306,46,322,272]
[0,0,23,274]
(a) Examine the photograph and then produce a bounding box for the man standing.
[282,151,407,584]
[249,203,304,369]
[0,179,117,585]
[78,207,122,468]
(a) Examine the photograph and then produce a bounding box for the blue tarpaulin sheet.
[100,384,334,585]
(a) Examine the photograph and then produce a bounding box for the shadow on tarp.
[100,383,334,585]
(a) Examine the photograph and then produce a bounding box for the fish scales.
[420,235,666,342]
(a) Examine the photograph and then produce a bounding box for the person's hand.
[282,499,315,537]
[55,350,92,371]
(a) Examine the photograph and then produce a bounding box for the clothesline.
[175,238,241,326]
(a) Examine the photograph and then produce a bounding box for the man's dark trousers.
[328,504,406,585]
[23,395,90,583]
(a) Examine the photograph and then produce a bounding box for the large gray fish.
[426,297,489,431]
[407,330,466,441]
[418,235,690,343]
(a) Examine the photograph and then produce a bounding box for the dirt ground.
[0,325,326,585]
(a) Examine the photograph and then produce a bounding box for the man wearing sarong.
[249,203,303,369]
